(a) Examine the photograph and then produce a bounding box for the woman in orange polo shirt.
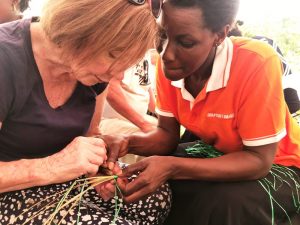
[104,0,300,224]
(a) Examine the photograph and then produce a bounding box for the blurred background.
[237,0,300,74]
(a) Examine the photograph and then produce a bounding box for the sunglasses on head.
[128,0,162,18]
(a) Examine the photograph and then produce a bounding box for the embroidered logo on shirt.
[207,113,235,119]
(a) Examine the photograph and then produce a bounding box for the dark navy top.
[0,18,107,161]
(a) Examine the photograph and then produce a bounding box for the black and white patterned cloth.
[0,177,171,225]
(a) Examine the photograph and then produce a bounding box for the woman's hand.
[94,163,127,201]
[100,134,129,170]
[45,136,107,184]
[121,156,172,203]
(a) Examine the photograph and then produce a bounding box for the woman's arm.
[121,143,278,202]
[169,143,277,181]
[0,122,46,193]
[0,136,107,193]
[0,87,108,194]
[0,158,50,193]
[106,78,155,133]
[128,115,180,156]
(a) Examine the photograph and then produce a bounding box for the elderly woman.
[0,0,171,224]
[106,0,300,224]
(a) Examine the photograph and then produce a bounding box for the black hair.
[169,0,240,32]
[19,0,31,12]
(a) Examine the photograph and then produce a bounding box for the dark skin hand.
[99,134,130,170]
[120,156,173,203]
[120,143,278,203]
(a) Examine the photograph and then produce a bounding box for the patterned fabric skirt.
[0,178,171,225]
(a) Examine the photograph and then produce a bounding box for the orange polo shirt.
[156,37,300,168]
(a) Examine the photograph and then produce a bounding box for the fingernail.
[108,162,114,170]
